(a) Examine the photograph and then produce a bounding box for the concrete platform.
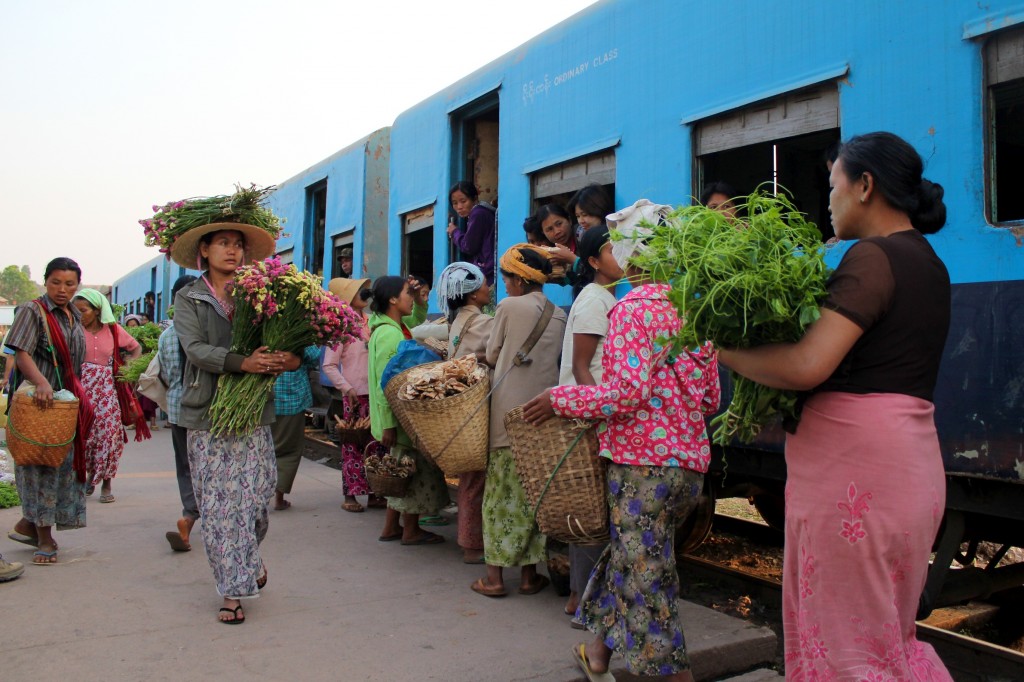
[0,428,775,681]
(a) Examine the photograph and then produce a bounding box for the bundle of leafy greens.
[118,351,156,384]
[628,189,832,444]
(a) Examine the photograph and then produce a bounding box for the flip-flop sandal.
[571,616,587,630]
[378,530,404,542]
[165,531,191,552]
[99,494,116,503]
[341,501,365,513]
[85,485,95,496]
[462,554,486,565]
[518,574,550,595]
[32,550,58,565]
[8,531,39,548]
[400,531,445,546]
[470,578,507,598]
[419,515,450,526]
[256,564,268,590]
[273,500,291,511]
[218,605,245,625]
[572,643,615,682]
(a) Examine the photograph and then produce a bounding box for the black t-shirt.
[816,229,950,402]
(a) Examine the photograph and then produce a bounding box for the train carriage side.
[266,127,391,281]
[385,0,1024,608]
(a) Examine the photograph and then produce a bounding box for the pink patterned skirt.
[81,362,126,486]
[340,395,372,496]
[783,391,952,681]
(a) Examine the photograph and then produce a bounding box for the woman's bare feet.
[584,636,611,674]
[565,590,580,615]
[274,491,291,510]
[218,598,244,624]
[13,519,58,551]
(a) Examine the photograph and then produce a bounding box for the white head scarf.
[606,199,672,270]
[437,261,485,320]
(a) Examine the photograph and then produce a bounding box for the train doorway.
[402,206,434,284]
[450,94,499,266]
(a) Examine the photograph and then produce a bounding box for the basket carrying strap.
[33,300,64,391]
[530,425,603,543]
[450,312,479,357]
[513,300,555,367]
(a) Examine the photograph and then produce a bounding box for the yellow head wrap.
[498,243,552,285]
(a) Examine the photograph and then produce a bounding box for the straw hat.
[170,222,277,269]
[328,277,371,304]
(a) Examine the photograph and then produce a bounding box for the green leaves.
[638,189,832,443]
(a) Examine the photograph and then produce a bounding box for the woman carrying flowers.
[170,217,293,625]
[70,288,143,503]
[366,276,449,546]
[523,204,721,682]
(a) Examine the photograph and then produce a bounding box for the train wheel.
[751,492,786,531]
[676,486,716,555]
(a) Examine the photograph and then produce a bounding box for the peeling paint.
[955,450,980,460]
[1011,225,1024,247]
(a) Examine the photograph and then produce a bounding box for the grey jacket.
[173,277,275,431]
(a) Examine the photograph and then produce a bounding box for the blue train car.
[385,0,1024,607]
[266,128,390,280]
[111,254,200,322]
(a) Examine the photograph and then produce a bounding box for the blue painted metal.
[266,127,391,281]
[111,255,200,321]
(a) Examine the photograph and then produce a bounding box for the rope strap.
[531,425,591,525]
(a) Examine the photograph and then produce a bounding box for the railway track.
[680,515,1024,682]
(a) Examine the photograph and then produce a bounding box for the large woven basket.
[383,361,489,475]
[6,393,79,467]
[504,406,609,545]
[363,442,415,498]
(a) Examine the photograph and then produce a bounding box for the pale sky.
[0,0,598,285]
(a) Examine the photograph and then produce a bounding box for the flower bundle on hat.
[606,199,672,270]
[140,184,283,268]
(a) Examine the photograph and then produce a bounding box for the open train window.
[693,84,840,241]
[305,181,327,277]
[451,95,499,268]
[985,27,1024,224]
[332,231,355,278]
[402,206,434,284]
[530,148,616,239]
[276,248,294,265]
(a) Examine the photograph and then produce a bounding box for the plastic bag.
[380,340,442,391]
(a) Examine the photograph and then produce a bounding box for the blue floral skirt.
[579,463,703,676]
[15,448,86,530]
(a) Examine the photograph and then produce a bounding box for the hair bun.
[913,179,946,235]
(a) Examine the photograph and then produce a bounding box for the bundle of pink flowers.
[209,256,363,435]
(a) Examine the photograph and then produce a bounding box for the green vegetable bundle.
[118,350,156,384]
[629,189,832,444]
[124,323,163,352]
[0,481,20,509]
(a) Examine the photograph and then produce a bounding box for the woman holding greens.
[71,288,142,502]
[523,206,720,682]
[718,132,952,680]
[172,221,297,624]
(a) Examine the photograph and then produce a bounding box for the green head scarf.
[73,288,117,324]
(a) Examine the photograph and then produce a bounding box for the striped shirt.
[5,296,85,388]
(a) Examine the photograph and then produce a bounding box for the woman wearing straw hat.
[71,288,144,503]
[323,276,384,513]
[171,219,296,624]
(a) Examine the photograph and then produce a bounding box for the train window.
[693,84,840,241]
[277,249,294,265]
[332,231,355,278]
[531,148,616,215]
[305,181,327,277]
[402,206,434,285]
[985,27,1024,224]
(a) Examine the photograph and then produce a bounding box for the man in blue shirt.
[271,345,321,511]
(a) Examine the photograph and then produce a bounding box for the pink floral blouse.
[549,283,720,471]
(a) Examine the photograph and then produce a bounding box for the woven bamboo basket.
[6,393,79,467]
[363,442,415,498]
[332,415,371,449]
[383,361,489,475]
[504,406,609,545]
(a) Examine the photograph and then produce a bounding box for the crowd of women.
[2,131,956,680]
